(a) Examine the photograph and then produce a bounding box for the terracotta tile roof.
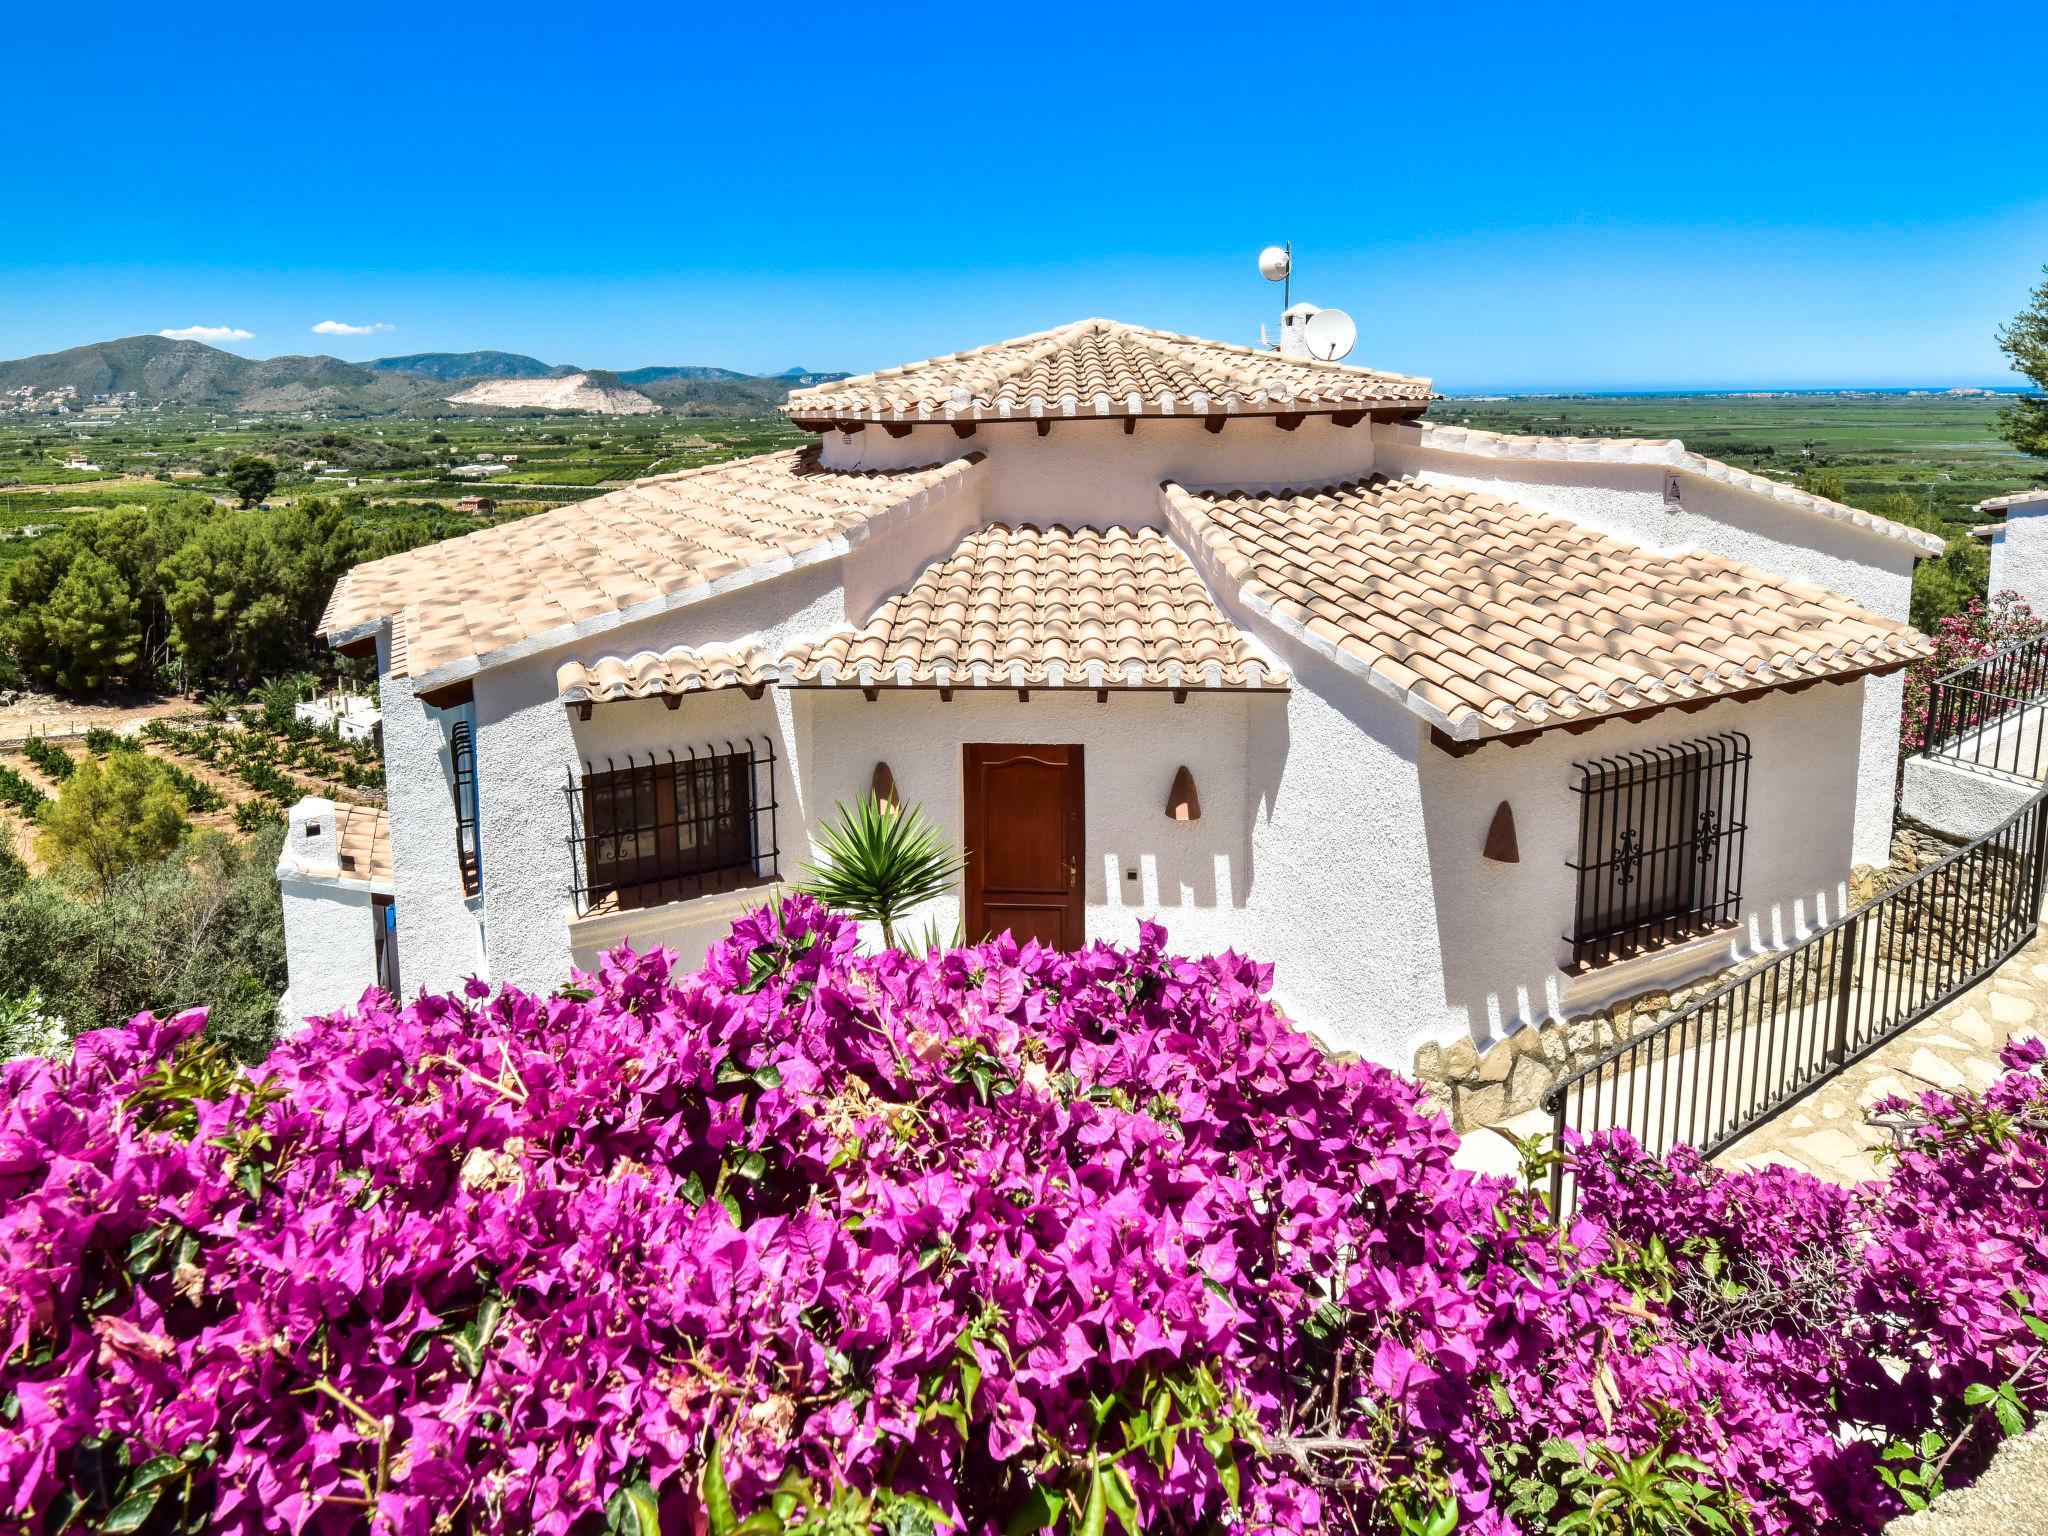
[333,803,392,885]
[785,522,1284,691]
[557,524,1286,701]
[557,644,788,706]
[320,447,982,682]
[1162,473,1930,740]
[1398,422,1946,558]
[784,318,1433,422]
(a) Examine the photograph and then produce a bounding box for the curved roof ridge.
[784,317,1433,420]
[1400,421,1945,558]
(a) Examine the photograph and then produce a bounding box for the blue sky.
[4,0,2044,391]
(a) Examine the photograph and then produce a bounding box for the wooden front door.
[963,743,1085,950]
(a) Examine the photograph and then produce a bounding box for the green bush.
[36,750,191,891]
[0,764,48,817]
[19,734,75,781]
[0,823,286,1061]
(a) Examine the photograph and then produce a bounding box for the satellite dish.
[1301,307,1356,362]
[1258,245,1291,282]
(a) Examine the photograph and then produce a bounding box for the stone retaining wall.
[1415,820,1967,1132]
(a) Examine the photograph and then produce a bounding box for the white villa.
[1972,487,2048,612]
[277,316,1940,1085]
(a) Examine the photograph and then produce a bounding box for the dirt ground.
[0,688,200,746]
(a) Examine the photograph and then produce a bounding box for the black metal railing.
[450,719,482,897]
[1544,781,2048,1210]
[1566,734,1751,968]
[1922,631,2048,780]
[563,736,780,915]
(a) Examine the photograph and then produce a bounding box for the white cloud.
[311,320,392,337]
[160,325,253,342]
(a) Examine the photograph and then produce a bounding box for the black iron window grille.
[450,719,482,898]
[1566,732,1751,968]
[564,736,780,915]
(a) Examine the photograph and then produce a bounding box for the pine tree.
[1997,265,2048,460]
[40,548,143,693]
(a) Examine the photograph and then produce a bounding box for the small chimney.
[1278,302,1320,362]
[281,796,341,878]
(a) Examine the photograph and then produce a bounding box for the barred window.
[1566,733,1751,968]
[566,739,780,914]
[450,718,481,898]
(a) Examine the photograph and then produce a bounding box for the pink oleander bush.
[1899,590,2044,755]
[3,898,2046,1536]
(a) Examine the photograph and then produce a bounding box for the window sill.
[569,877,783,956]
[1556,921,1747,1020]
[1563,918,1743,979]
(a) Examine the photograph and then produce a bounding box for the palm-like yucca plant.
[797,794,966,949]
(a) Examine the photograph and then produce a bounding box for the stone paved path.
[1718,921,2048,1183]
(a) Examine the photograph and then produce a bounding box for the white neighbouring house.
[276,317,1940,1090]
[1971,488,2048,613]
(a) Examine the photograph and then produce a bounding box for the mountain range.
[0,336,848,417]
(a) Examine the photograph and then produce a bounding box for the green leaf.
[751,1064,783,1090]
[607,1481,661,1536]
[1077,1465,1107,1536]
[733,1151,769,1183]
[1213,1441,1240,1510]
[1964,1382,1998,1406]
[1995,1395,2025,1437]
[958,1353,983,1417]
[556,984,596,1002]
[704,1448,739,1536]
[102,1485,164,1533]
[2026,1312,2048,1344]
[123,1455,185,1495]
[681,1172,706,1208]
[719,1191,743,1225]
[1100,1464,1141,1536]
[1002,1485,1063,1536]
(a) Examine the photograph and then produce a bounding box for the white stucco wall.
[379,660,485,997]
[818,416,1380,530]
[1988,502,2048,613]
[1376,428,1920,869]
[275,799,386,1024]
[1417,682,1867,1054]
[277,879,380,1023]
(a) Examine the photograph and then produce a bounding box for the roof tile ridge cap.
[1415,421,1684,459]
[973,322,1104,404]
[1675,447,1945,554]
[801,320,1100,401]
[614,443,811,493]
[1126,319,1425,386]
[1413,422,1942,554]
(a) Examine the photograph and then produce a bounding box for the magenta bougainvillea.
[3,899,2046,1535]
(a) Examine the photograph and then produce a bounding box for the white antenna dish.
[1258,245,1291,282]
[1301,307,1356,362]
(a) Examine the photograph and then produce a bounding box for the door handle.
[1067,854,1077,891]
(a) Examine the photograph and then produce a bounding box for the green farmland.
[1438,391,2040,536]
